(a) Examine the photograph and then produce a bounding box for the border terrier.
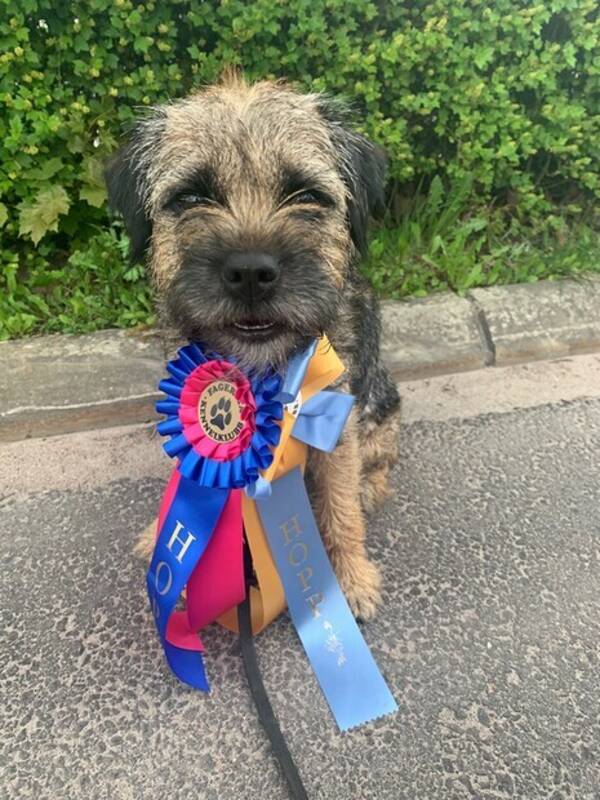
[105,74,400,619]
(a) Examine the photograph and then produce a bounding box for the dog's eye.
[290,191,319,204]
[176,193,215,207]
[283,189,333,208]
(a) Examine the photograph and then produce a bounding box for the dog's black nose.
[222,252,280,301]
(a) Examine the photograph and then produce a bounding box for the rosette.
[155,342,283,490]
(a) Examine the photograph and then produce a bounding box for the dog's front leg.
[308,409,382,620]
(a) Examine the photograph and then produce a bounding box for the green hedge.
[1,0,598,337]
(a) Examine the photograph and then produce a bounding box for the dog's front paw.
[330,549,382,621]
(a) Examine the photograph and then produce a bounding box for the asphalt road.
[2,354,600,800]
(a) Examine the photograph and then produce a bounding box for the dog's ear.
[315,96,388,255]
[104,140,152,264]
[341,135,387,255]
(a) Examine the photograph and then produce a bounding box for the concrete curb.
[1,277,599,442]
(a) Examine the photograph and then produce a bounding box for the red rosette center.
[178,360,256,462]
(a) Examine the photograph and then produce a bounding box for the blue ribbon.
[256,467,398,731]
[276,339,317,404]
[146,475,229,690]
[292,391,355,453]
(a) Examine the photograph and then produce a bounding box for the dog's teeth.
[234,321,275,331]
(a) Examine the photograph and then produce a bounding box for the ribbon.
[146,471,230,689]
[256,467,398,731]
[290,390,355,453]
[149,336,397,730]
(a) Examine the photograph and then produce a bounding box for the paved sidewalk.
[2,354,600,799]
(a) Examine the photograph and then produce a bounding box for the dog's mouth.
[230,319,281,339]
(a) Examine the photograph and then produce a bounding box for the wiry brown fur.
[106,74,401,618]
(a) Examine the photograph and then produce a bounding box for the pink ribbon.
[158,471,245,652]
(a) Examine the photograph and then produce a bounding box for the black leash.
[237,593,309,800]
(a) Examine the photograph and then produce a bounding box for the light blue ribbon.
[276,339,317,404]
[246,341,354,499]
[291,391,355,453]
[256,467,398,731]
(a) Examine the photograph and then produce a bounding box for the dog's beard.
[164,246,343,373]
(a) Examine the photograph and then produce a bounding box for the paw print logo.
[210,397,232,431]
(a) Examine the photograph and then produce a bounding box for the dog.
[104,73,400,619]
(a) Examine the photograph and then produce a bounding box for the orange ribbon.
[218,336,345,634]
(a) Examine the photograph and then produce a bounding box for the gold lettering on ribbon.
[288,541,308,567]
[279,515,323,618]
[279,514,302,545]
[297,566,313,592]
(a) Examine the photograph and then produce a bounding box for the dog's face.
[105,76,386,369]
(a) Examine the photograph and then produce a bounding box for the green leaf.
[473,46,493,70]
[80,184,107,207]
[18,186,71,245]
[0,203,7,228]
[23,157,64,181]
[79,156,108,207]
[9,115,23,138]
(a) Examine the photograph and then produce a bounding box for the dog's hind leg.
[134,519,157,560]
